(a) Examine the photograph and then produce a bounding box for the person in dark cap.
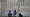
[8,11,12,17]
[19,13,23,17]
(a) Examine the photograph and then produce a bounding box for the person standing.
[8,11,12,17]
[14,10,17,17]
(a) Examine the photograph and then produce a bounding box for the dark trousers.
[19,16,22,17]
[8,16,12,17]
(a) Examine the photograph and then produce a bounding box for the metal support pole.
[1,0,2,17]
